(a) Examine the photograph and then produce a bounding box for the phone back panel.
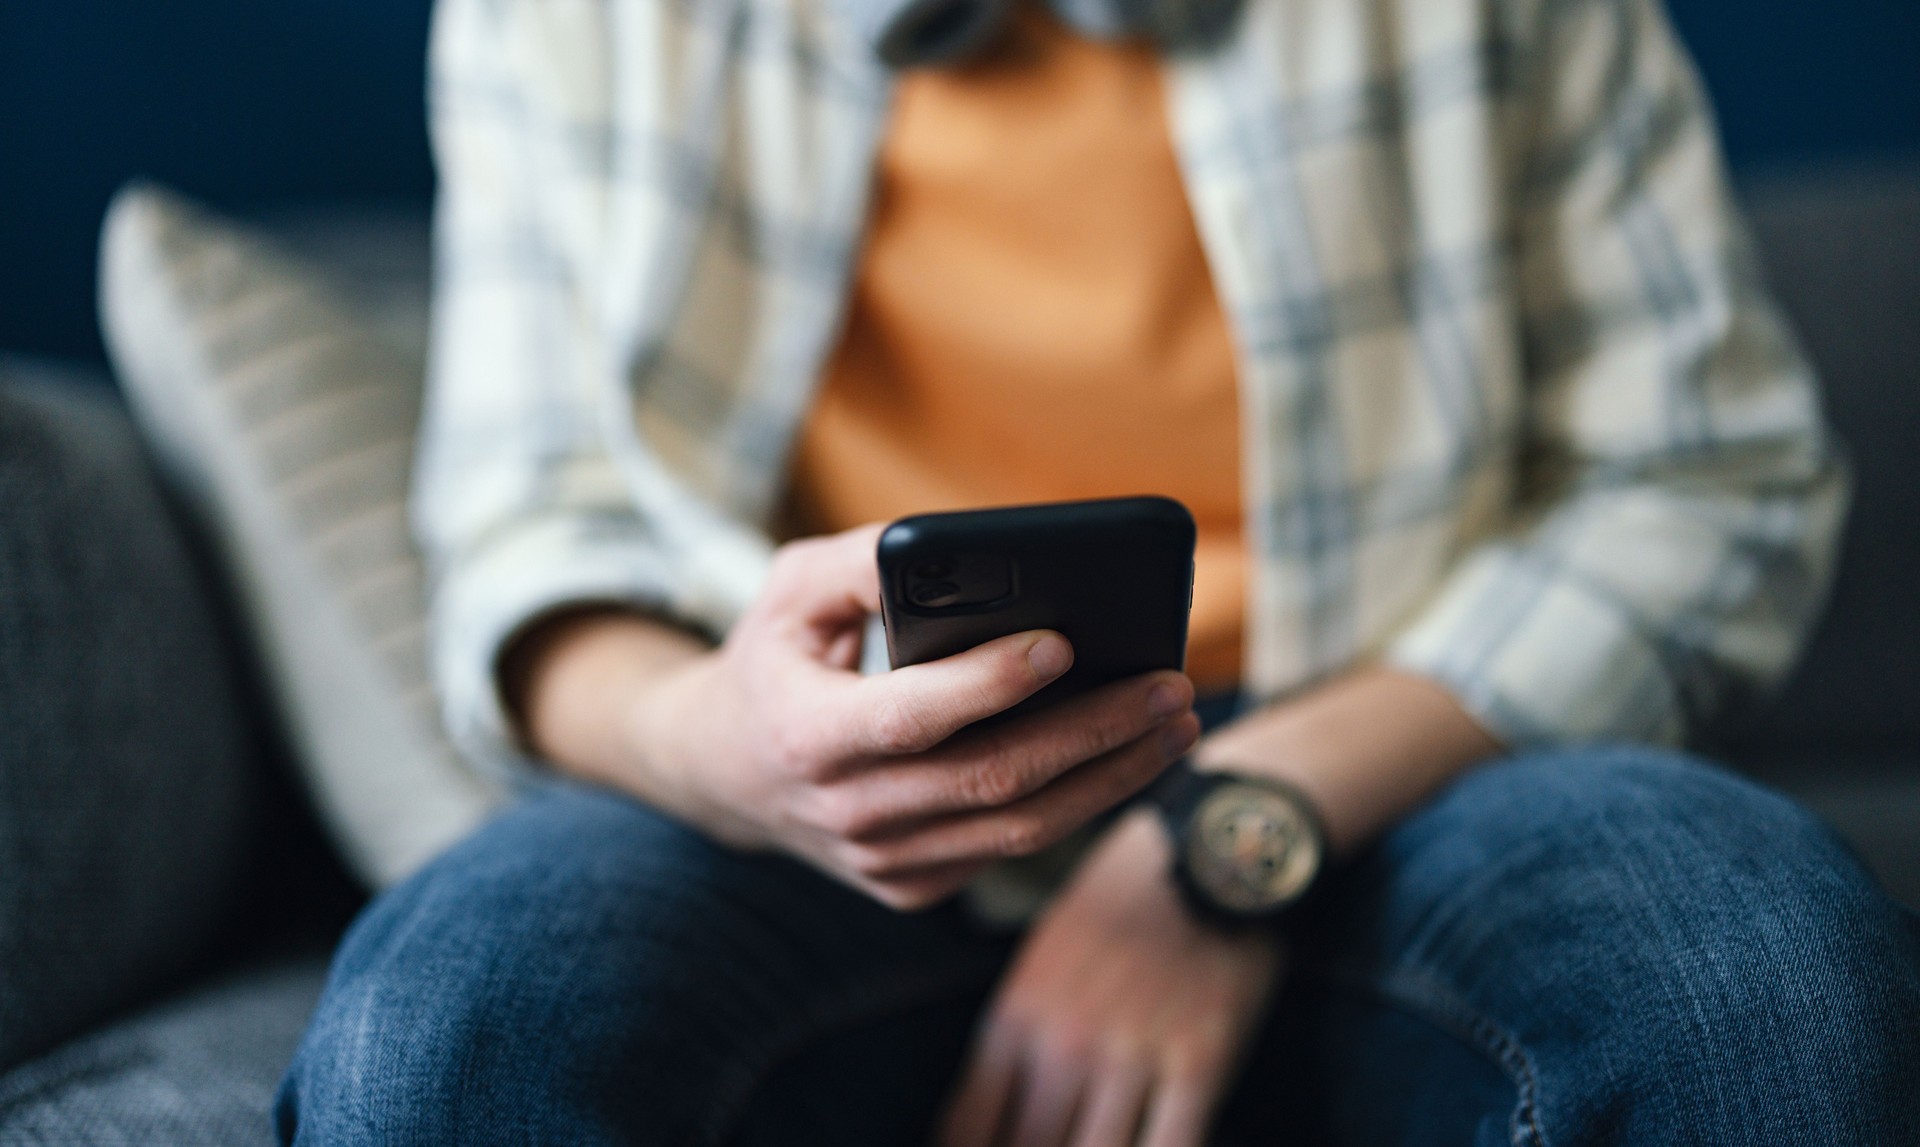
[877,497,1196,720]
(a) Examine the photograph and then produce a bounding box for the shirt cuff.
[1384,545,1687,750]
[428,516,685,785]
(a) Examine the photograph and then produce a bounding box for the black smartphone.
[876,496,1196,722]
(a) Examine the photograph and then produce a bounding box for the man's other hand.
[938,810,1281,1147]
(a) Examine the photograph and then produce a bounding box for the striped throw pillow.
[100,184,504,888]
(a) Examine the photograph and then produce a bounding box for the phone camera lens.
[912,559,955,581]
[909,580,962,608]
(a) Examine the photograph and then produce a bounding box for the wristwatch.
[1143,760,1328,929]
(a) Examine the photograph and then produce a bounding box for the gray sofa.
[0,167,1915,1143]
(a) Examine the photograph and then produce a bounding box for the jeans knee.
[276,784,941,1144]
[1374,742,1910,997]
[277,791,692,1143]
[1378,745,1920,1113]
[1419,744,1856,886]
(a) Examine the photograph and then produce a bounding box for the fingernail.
[1027,634,1072,680]
[1161,718,1199,757]
[1147,680,1185,719]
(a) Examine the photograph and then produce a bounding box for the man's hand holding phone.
[524,524,1198,910]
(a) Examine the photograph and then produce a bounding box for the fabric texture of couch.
[0,358,358,1144]
[0,369,258,1074]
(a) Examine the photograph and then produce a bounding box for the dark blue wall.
[1667,0,1920,168]
[1,0,1914,364]
[0,1,435,363]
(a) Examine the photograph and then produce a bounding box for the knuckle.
[857,877,910,910]
[809,789,866,837]
[1066,718,1118,766]
[993,815,1052,858]
[771,719,828,778]
[871,694,940,755]
[998,988,1043,1030]
[1169,1028,1232,1081]
[838,840,899,880]
[955,685,1006,731]
[1115,678,1170,725]
[882,886,940,913]
[1035,707,1129,772]
[957,762,1027,808]
[1033,1018,1097,1068]
[835,800,892,841]
[865,875,947,913]
[1097,1033,1151,1075]
[869,887,912,911]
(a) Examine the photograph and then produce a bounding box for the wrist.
[502,607,634,755]
[1188,667,1502,858]
[1074,811,1283,953]
[512,610,712,798]
[621,651,747,842]
[1082,808,1181,908]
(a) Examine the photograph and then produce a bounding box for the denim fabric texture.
[277,747,1920,1145]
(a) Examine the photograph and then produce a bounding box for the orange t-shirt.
[785,7,1247,688]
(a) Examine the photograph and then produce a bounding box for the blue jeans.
[275,747,1920,1145]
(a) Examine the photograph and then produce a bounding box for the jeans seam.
[697,955,1002,1146]
[1318,963,1551,1147]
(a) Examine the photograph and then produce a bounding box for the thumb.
[761,523,886,631]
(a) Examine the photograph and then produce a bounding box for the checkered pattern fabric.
[415,0,1846,778]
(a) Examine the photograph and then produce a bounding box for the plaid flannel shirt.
[415,0,1847,780]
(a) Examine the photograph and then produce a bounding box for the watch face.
[1185,781,1322,916]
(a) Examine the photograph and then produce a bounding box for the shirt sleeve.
[1385,0,1849,747]
[413,0,694,781]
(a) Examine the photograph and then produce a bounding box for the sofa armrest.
[0,365,259,1071]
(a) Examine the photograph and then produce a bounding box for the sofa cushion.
[0,365,259,1071]
[0,954,331,1146]
[99,185,505,889]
